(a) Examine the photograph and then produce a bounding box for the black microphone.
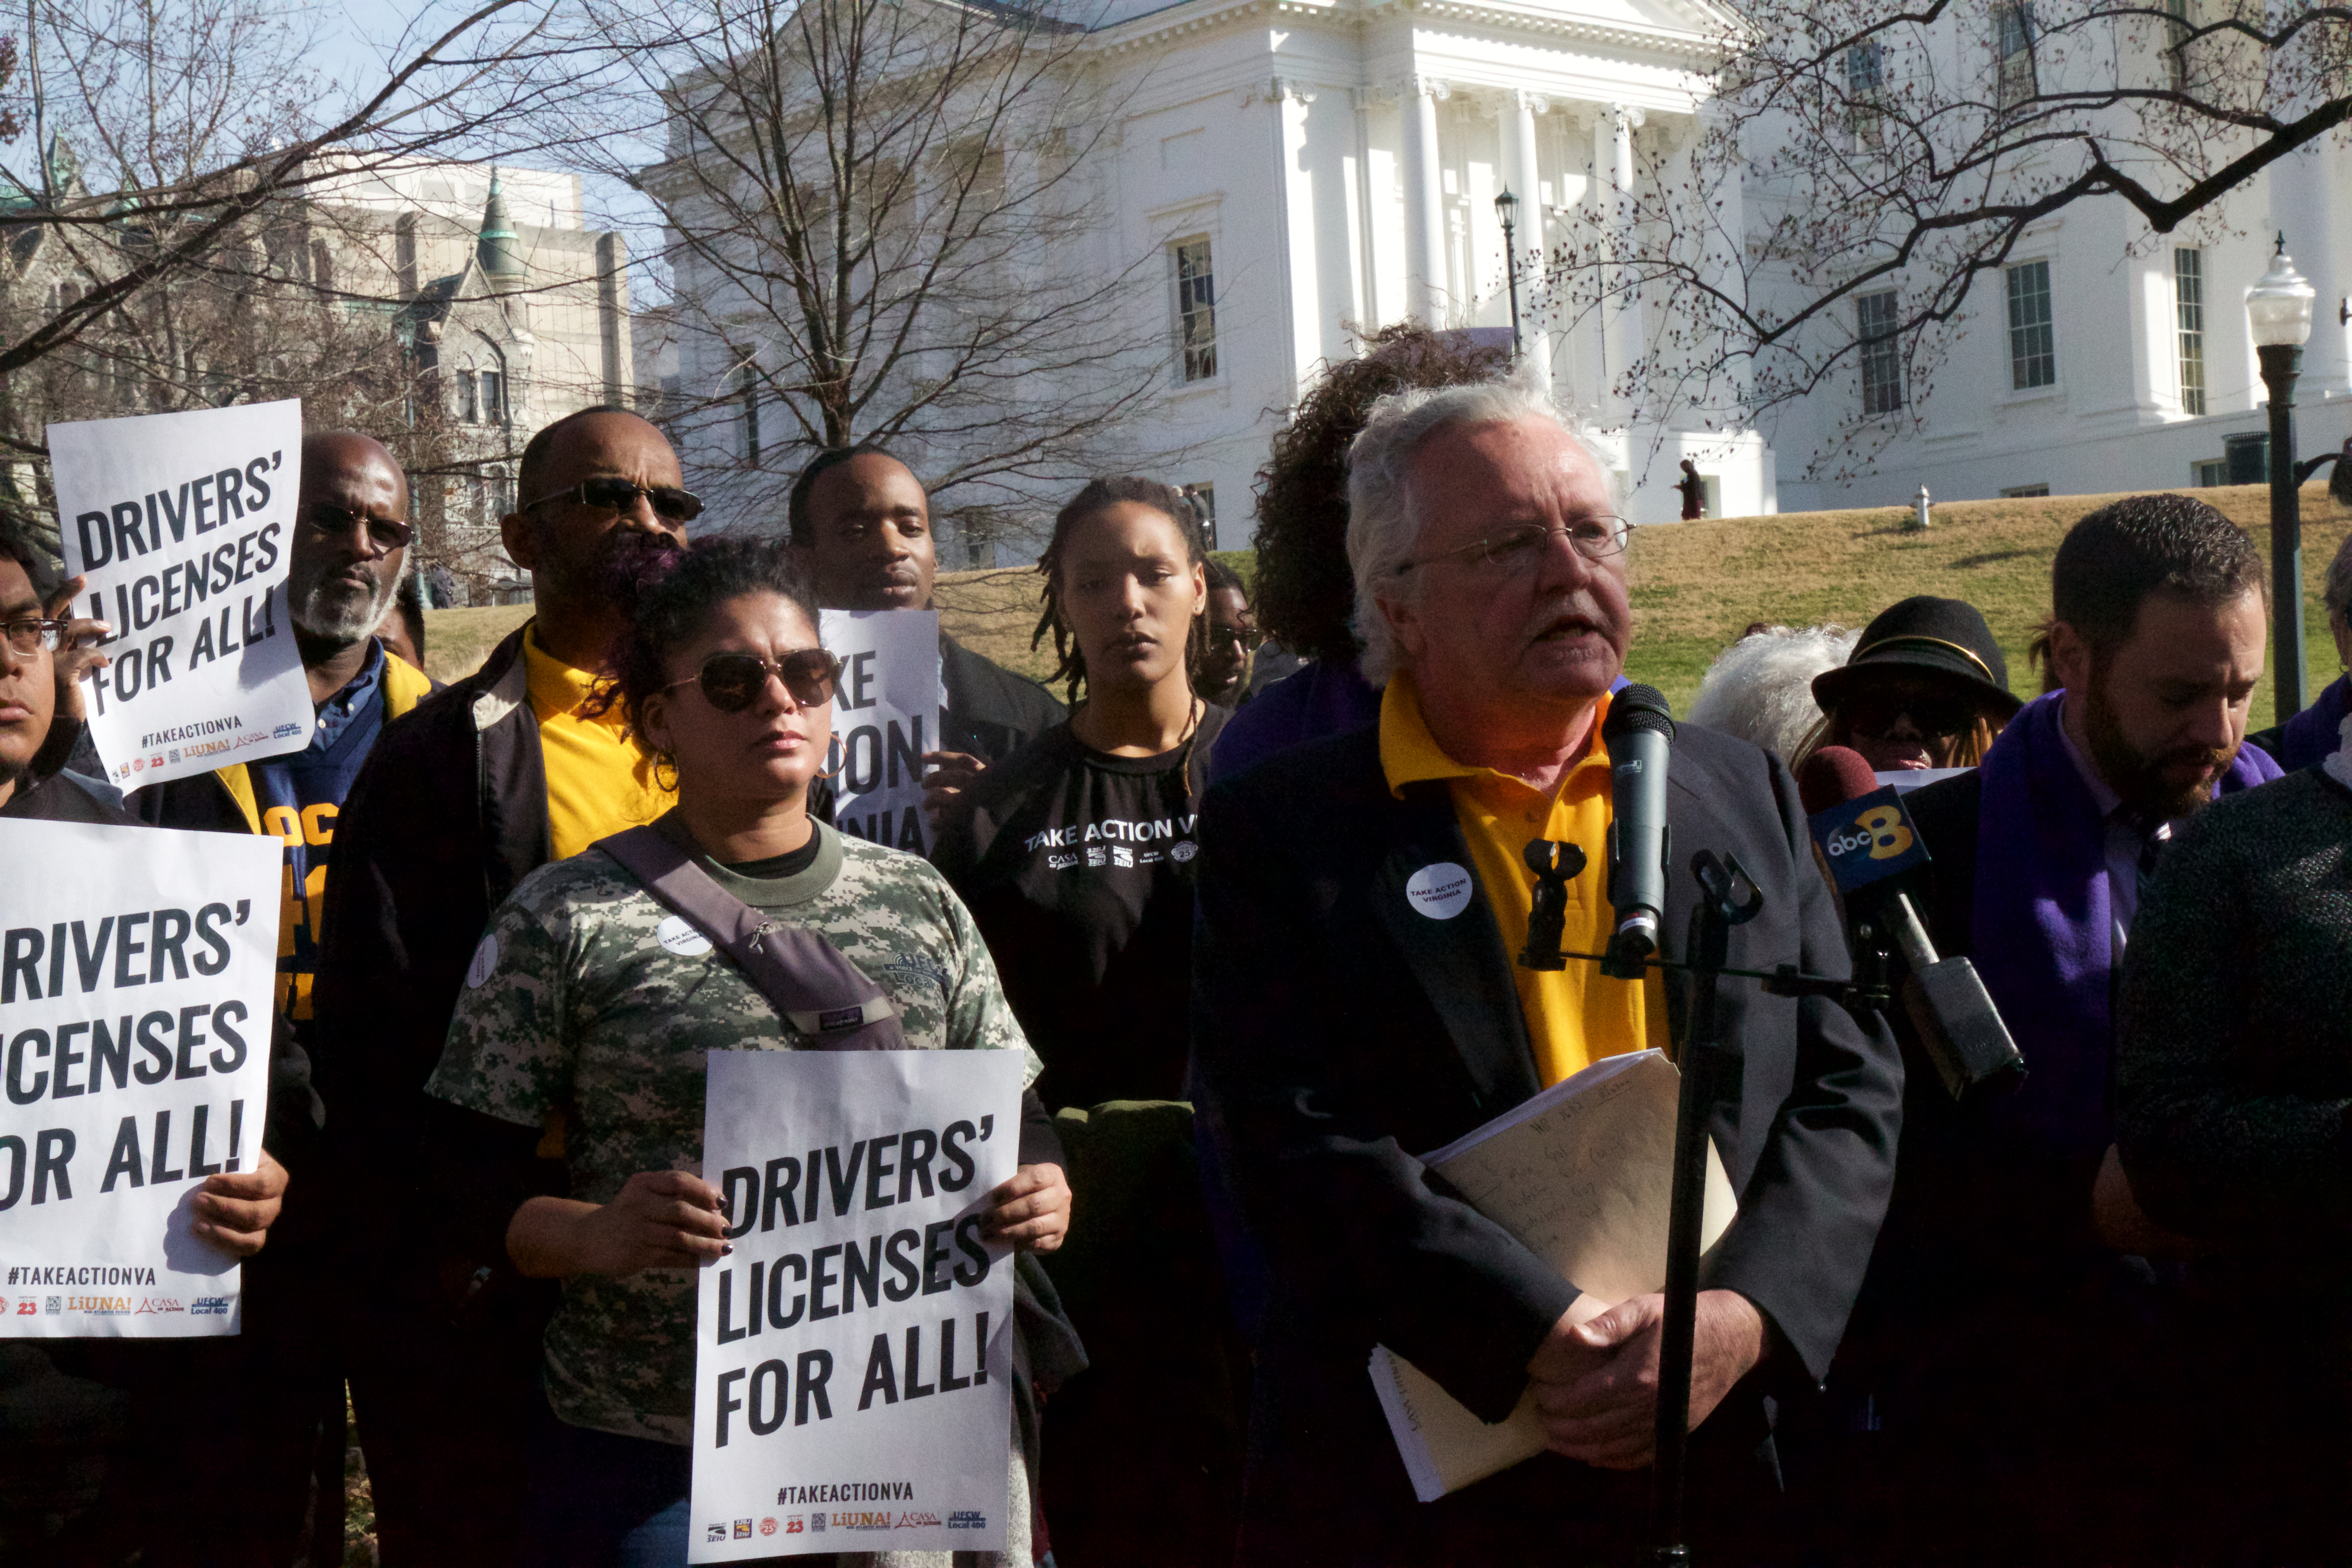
[1602,684,1674,980]
[1794,746,2026,1100]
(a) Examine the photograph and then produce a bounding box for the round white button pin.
[656,915,715,957]
[1405,862,1474,920]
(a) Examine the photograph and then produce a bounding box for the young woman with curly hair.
[1211,323,1507,780]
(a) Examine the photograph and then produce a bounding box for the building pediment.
[1084,0,1739,57]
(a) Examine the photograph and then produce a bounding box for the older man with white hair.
[1189,381,1903,1565]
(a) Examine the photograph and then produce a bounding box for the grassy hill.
[423,484,2352,721]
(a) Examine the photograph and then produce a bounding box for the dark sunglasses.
[1844,690,1979,740]
[524,476,703,523]
[303,503,414,550]
[667,648,842,712]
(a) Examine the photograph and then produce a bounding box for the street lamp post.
[1494,187,1523,359]
[2248,234,2318,727]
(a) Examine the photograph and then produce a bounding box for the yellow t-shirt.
[523,627,677,861]
[1379,673,1668,1087]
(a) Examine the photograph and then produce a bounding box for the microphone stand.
[1522,845,1875,1568]
[1647,851,1758,1568]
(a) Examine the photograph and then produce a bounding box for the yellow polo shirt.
[1380,673,1668,1087]
[524,626,677,861]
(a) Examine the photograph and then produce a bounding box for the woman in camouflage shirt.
[426,537,1072,1568]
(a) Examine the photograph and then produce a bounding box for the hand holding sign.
[980,1162,1070,1253]
[190,1147,288,1256]
[42,574,115,726]
[510,1170,732,1278]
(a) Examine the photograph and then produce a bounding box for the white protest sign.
[53,400,312,793]
[820,609,943,857]
[689,1048,1022,1561]
[0,819,279,1336]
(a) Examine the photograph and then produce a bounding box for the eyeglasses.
[666,648,843,712]
[0,617,69,656]
[524,477,703,524]
[1204,622,1253,651]
[303,503,414,551]
[1395,518,1630,576]
[1844,690,1980,740]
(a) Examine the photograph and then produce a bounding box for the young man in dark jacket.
[787,444,1065,835]
[309,406,694,1566]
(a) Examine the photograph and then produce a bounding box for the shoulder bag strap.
[597,825,907,1051]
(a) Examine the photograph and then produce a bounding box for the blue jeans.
[522,1411,693,1568]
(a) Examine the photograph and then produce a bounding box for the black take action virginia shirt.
[934,707,1228,1111]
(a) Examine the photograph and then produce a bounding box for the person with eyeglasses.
[1197,555,1256,706]
[113,430,434,1561]
[1188,381,1901,1566]
[0,521,305,1564]
[308,404,697,1566]
[1790,596,2021,778]
[134,434,435,1015]
[418,535,1075,1568]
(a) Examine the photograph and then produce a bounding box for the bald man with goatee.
[134,429,436,1563]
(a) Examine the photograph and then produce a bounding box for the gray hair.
[1687,624,1860,760]
[1344,378,1617,687]
[2327,532,2352,632]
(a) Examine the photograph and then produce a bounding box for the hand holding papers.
[1368,1049,1738,1501]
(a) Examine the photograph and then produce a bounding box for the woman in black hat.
[1797,595,2024,773]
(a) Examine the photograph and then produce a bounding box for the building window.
[458,372,480,423]
[1175,238,1218,383]
[1846,42,1887,147]
[2174,246,2206,415]
[2193,458,2228,487]
[1994,1,2038,107]
[2161,0,2191,88]
[2005,259,2056,390]
[1858,290,1904,414]
[738,365,761,464]
[481,370,506,427]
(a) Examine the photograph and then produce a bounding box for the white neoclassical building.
[650,0,2352,539]
[649,0,1772,543]
[1763,131,2352,513]
[1077,0,1772,533]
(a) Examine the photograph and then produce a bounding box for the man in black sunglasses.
[124,430,436,1562]
[309,404,692,1566]
[788,445,1065,834]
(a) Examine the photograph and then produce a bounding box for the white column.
[2274,142,2350,396]
[1509,92,1552,393]
[1265,78,1320,394]
[1608,104,1646,402]
[1400,76,1449,325]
